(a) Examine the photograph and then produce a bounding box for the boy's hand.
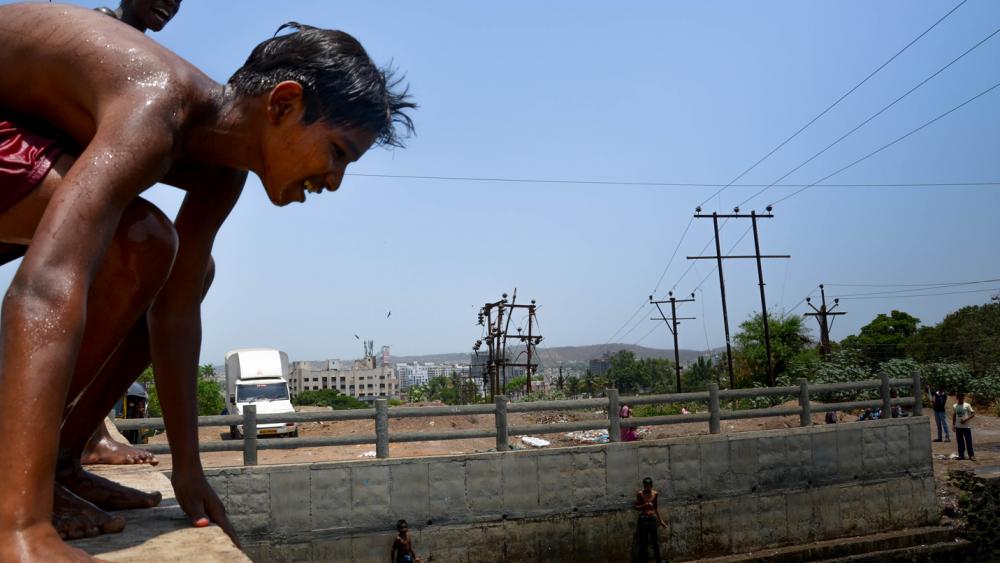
[659,519,668,529]
[172,468,240,548]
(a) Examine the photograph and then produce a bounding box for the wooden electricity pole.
[650,292,696,393]
[804,284,845,358]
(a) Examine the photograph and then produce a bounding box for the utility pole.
[688,207,789,387]
[804,284,845,359]
[473,293,542,400]
[650,291,696,393]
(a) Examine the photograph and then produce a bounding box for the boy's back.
[0,3,209,151]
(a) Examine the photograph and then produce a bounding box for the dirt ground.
[145,399,1000,479]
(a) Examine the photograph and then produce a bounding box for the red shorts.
[0,119,64,213]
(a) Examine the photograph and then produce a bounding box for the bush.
[632,403,697,417]
[293,389,369,410]
[923,362,972,394]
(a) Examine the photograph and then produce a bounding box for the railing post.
[375,398,389,459]
[798,378,811,427]
[495,395,509,451]
[708,383,721,434]
[911,371,923,416]
[880,372,892,419]
[243,404,257,466]
[607,388,621,443]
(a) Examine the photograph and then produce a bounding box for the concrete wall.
[204,417,938,562]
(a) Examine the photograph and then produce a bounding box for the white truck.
[225,348,298,439]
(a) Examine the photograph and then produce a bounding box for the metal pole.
[243,404,257,466]
[670,296,682,393]
[607,388,621,443]
[751,211,774,386]
[526,304,533,394]
[712,214,735,388]
[798,378,811,427]
[708,383,721,434]
[375,398,389,459]
[911,371,923,416]
[495,395,509,451]
[880,373,892,419]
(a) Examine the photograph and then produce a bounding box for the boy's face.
[260,82,377,206]
[128,0,181,32]
[956,394,965,403]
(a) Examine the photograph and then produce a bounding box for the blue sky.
[3,1,999,364]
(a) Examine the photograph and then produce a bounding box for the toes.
[100,514,126,534]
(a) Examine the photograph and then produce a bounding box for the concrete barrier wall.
[205,416,938,562]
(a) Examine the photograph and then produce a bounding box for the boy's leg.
[967,431,974,459]
[81,420,158,466]
[59,257,215,509]
[0,157,178,559]
[942,414,950,441]
[956,428,967,459]
[933,412,942,441]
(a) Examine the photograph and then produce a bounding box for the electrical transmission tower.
[804,284,846,358]
[650,291,696,392]
[473,290,543,400]
[688,207,789,387]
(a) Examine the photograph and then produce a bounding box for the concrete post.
[880,372,892,419]
[798,378,811,427]
[375,398,389,459]
[708,383,721,434]
[243,404,257,466]
[495,395,509,451]
[911,371,923,416]
[607,388,621,443]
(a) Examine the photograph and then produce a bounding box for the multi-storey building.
[290,355,399,404]
[394,362,470,389]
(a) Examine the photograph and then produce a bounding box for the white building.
[290,356,399,404]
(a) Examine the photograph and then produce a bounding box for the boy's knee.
[119,199,178,276]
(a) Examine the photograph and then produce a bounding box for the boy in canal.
[0,3,413,561]
[633,477,667,563]
[391,519,421,563]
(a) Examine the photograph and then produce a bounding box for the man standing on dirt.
[932,389,951,443]
[953,392,976,461]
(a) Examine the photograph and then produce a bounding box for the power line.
[771,78,1000,206]
[834,286,1000,300]
[829,279,1000,298]
[738,24,1000,208]
[696,0,969,207]
[825,278,1000,288]
[347,173,1000,189]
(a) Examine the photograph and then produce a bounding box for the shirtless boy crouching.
[0,4,414,561]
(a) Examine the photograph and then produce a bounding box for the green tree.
[681,356,719,391]
[841,310,920,367]
[292,388,368,410]
[906,301,1000,375]
[196,364,226,416]
[734,312,813,386]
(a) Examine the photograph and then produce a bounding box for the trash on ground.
[359,450,376,458]
[564,429,609,443]
[520,436,551,448]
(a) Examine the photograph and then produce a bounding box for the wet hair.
[642,477,653,486]
[229,23,415,148]
[396,519,408,531]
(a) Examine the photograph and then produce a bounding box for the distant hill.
[392,343,713,366]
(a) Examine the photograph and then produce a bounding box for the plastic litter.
[564,429,609,443]
[359,450,376,458]
[520,436,551,448]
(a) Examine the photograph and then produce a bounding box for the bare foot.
[58,464,162,512]
[0,522,98,562]
[80,421,158,466]
[53,483,125,540]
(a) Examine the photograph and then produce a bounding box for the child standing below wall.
[391,520,421,563]
[953,392,976,461]
[632,477,667,563]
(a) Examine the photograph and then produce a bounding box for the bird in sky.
[386,311,392,319]
[354,334,360,340]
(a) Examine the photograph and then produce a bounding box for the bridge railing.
[115,372,922,466]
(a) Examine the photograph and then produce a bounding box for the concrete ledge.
[70,464,248,562]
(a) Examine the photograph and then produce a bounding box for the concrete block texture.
[428,460,468,523]
[390,463,429,525]
[202,417,939,561]
[350,464,390,528]
[501,454,539,516]
[310,466,351,530]
[270,469,312,533]
[908,417,933,473]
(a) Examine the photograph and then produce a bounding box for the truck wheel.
[230,426,242,440]
[290,429,299,438]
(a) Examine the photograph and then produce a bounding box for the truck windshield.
[237,383,289,403]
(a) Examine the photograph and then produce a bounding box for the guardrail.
[116,372,922,466]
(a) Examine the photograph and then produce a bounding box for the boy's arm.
[654,492,666,528]
[148,165,244,542]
